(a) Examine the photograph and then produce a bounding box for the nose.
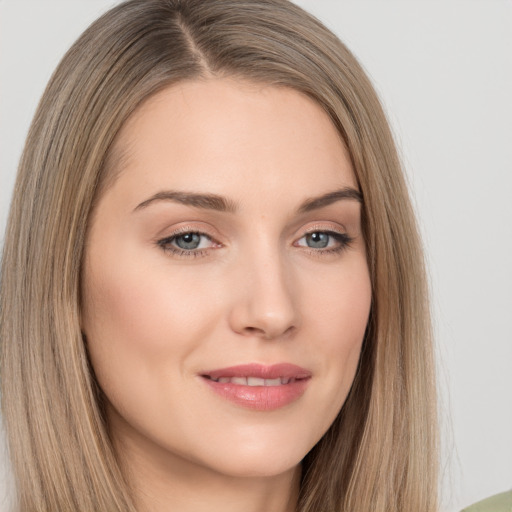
[227,248,299,340]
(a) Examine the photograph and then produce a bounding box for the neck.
[133,463,301,512]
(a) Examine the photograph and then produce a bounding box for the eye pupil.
[306,232,329,248]
[175,233,201,250]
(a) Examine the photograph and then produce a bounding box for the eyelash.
[296,230,354,256]
[156,229,215,258]
[156,228,354,259]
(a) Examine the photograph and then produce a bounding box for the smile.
[200,363,311,411]
[204,376,300,386]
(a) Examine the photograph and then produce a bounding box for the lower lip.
[202,378,310,411]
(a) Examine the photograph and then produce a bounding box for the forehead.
[105,78,357,210]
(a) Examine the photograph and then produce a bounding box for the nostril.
[242,326,270,337]
[241,324,296,340]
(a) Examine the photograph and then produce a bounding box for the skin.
[81,78,372,512]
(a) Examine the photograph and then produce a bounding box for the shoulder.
[462,490,512,512]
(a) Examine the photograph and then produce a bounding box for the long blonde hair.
[0,0,438,510]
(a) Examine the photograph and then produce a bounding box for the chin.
[207,454,302,479]
[194,430,314,479]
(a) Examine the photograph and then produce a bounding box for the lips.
[203,363,311,381]
[207,376,297,386]
[200,363,311,411]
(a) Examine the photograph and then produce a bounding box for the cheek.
[307,259,371,403]
[80,245,219,389]
[86,233,206,327]
[80,248,226,447]
[307,255,371,344]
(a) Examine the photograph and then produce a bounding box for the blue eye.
[305,232,330,248]
[296,230,353,253]
[157,231,214,256]
[174,232,202,250]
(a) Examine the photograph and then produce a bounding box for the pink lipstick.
[200,363,311,411]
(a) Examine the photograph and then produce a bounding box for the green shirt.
[462,491,512,512]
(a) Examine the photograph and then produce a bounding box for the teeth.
[247,377,265,386]
[211,376,295,386]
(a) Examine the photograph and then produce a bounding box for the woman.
[0,1,438,511]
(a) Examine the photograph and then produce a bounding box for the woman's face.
[81,79,371,480]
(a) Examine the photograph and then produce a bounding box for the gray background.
[1,1,511,511]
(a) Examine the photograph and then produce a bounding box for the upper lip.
[201,363,311,380]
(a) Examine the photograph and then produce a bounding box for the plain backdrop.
[1,1,511,511]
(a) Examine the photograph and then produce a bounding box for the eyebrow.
[133,187,362,214]
[133,190,238,213]
[297,187,362,213]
